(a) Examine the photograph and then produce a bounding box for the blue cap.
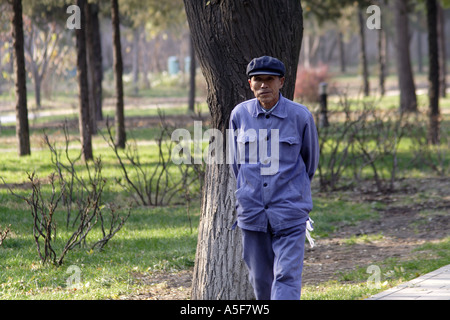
[246,56,286,78]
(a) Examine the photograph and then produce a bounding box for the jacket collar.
[251,94,287,119]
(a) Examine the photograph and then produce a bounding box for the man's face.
[248,75,285,109]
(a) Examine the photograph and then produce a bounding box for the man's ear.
[279,76,285,88]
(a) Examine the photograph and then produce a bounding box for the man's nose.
[261,81,268,88]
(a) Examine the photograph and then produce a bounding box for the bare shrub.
[316,93,410,193]
[1,125,130,265]
[102,110,205,207]
[316,92,361,191]
[0,224,10,246]
[408,110,448,176]
[350,105,408,193]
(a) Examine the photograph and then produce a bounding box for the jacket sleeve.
[300,113,320,181]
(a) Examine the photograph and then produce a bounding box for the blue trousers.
[241,223,306,300]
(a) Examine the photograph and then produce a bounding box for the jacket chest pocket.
[278,136,300,162]
[236,131,258,164]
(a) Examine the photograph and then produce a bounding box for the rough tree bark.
[111,0,126,148]
[183,0,303,300]
[394,0,417,112]
[188,34,196,113]
[76,0,93,161]
[426,0,440,145]
[12,0,30,156]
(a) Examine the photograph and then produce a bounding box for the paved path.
[368,264,450,300]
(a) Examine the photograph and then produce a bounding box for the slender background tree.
[76,0,93,161]
[111,0,126,149]
[394,0,418,113]
[11,0,30,156]
[426,0,440,144]
[358,4,370,97]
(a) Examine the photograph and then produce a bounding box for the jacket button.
[263,183,268,187]
[264,205,269,209]
[265,114,270,119]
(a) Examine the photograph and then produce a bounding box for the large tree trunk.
[111,0,126,148]
[188,34,196,113]
[12,0,30,156]
[394,0,417,112]
[426,0,440,145]
[193,164,254,299]
[184,0,303,300]
[76,0,93,161]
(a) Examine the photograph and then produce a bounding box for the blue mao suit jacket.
[229,94,319,233]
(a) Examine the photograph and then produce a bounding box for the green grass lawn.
[0,118,202,299]
[0,141,200,300]
[0,201,199,299]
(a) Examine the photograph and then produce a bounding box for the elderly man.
[229,56,319,300]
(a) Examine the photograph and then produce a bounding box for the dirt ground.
[122,176,449,300]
